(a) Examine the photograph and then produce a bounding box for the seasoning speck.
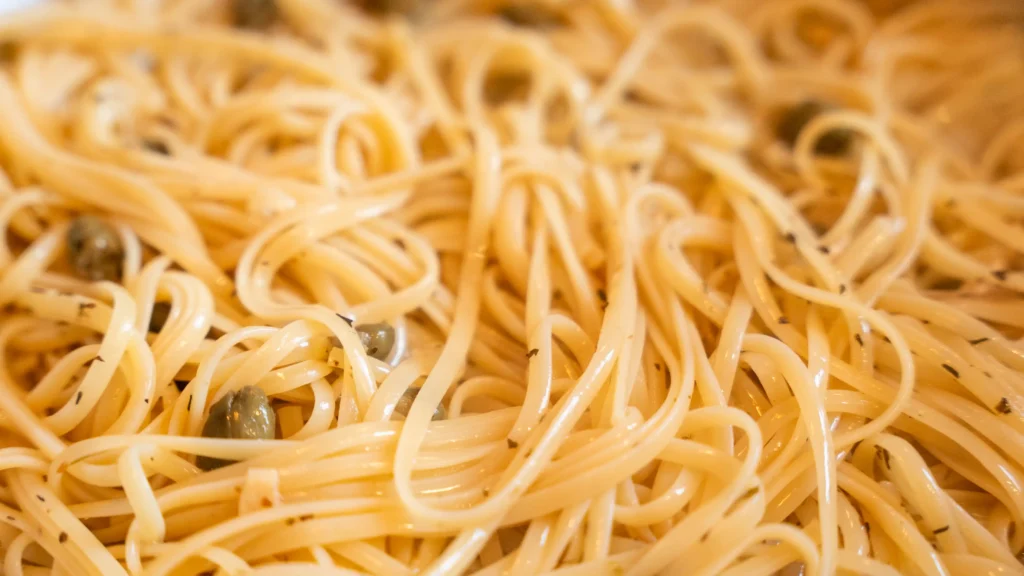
[996,397,1013,414]
[876,447,891,469]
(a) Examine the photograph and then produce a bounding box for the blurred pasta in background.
[0,0,1021,574]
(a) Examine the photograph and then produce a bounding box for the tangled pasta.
[0,0,1022,575]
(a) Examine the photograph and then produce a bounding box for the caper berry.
[356,322,395,361]
[498,4,564,28]
[149,302,171,333]
[393,388,446,421]
[66,215,124,282]
[233,0,277,30]
[197,385,276,471]
[776,100,853,156]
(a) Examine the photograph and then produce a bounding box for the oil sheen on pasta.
[0,0,1022,575]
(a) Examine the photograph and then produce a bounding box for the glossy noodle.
[0,0,1022,575]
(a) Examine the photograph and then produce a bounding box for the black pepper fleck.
[996,397,1012,414]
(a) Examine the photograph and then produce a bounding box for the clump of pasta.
[0,1,1021,575]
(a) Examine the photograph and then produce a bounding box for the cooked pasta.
[0,0,1022,574]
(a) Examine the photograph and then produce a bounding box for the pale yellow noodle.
[0,1,1021,575]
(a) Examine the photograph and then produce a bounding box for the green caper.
[196,385,276,471]
[233,0,277,30]
[357,0,420,17]
[149,302,171,333]
[356,322,395,361]
[66,215,124,282]
[393,388,446,421]
[498,4,564,28]
[776,100,853,156]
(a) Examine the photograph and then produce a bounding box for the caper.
[356,322,395,361]
[357,0,420,17]
[196,385,276,471]
[232,0,277,30]
[498,4,564,28]
[149,302,171,333]
[776,100,853,156]
[393,387,446,421]
[66,215,124,282]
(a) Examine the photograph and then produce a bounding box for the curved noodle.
[0,1,1021,575]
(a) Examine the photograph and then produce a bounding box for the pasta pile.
[0,0,1022,574]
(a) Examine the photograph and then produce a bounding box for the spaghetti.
[0,0,1021,575]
